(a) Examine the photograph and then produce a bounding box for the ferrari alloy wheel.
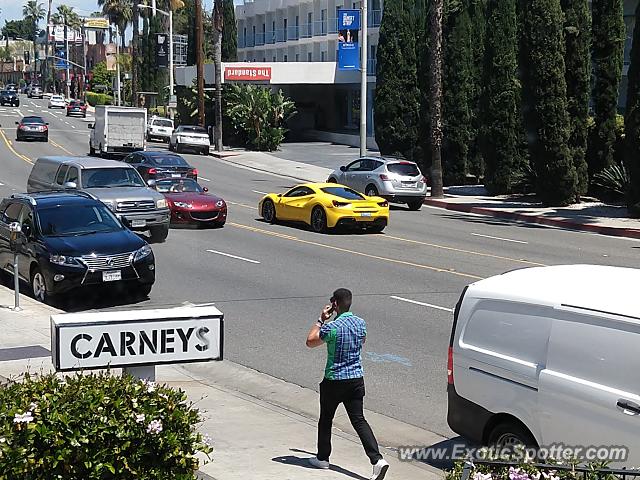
[311,206,327,233]
[262,200,276,224]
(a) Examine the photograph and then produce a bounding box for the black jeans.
[317,377,382,465]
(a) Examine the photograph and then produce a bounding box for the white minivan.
[448,265,640,465]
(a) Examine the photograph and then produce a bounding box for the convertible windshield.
[82,168,146,188]
[321,187,365,200]
[38,204,122,236]
[156,178,202,193]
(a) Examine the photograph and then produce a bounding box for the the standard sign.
[51,306,223,371]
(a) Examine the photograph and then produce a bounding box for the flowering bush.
[447,459,620,480]
[0,372,212,479]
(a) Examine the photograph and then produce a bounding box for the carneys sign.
[51,306,223,371]
[224,66,272,82]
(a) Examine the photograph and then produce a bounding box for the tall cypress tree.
[442,0,473,185]
[478,0,523,194]
[562,0,591,198]
[467,0,486,181]
[589,0,625,177]
[415,0,431,173]
[624,1,640,216]
[222,0,237,61]
[374,0,420,160]
[523,0,577,205]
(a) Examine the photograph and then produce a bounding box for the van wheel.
[487,421,537,450]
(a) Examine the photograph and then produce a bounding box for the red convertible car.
[155,178,227,227]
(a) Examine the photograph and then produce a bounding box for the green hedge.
[0,372,212,478]
[86,91,113,107]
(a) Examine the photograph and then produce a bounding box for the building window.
[252,25,256,44]
[296,53,300,62]
[284,54,288,62]
[321,9,327,34]
[263,57,266,62]
[308,52,313,61]
[243,27,247,46]
[273,56,277,62]
[284,18,288,41]
[321,51,326,61]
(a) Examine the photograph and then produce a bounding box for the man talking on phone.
[305,288,389,480]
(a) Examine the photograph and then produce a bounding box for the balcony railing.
[266,30,276,44]
[238,37,245,48]
[313,20,328,36]
[255,32,265,46]
[287,25,300,40]
[300,23,313,38]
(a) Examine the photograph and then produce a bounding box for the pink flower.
[146,419,163,434]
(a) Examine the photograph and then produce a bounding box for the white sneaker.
[308,456,330,469]
[370,458,389,480]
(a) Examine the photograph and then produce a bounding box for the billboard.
[337,9,360,71]
[156,34,168,68]
[224,66,271,81]
[48,24,81,43]
[83,17,110,29]
[105,43,117,71]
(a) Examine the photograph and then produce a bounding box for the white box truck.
[89,105,147,157]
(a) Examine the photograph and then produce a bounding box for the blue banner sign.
[55,50,68,69]
[337,9,360,71]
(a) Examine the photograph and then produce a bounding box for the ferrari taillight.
[332,200,350,207]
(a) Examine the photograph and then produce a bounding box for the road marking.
[199,176,211,182]
[0,129,32,164]
[27,109,34,113]
[227,200,258,210]
[379,234,544,266]
[64,121,70,125]
[390,295,454,312]
[70,124,76,129]
[229,222,483,280]
[470,232,529,244]
[251,190,269,195]
[41,110,48,113]
[0,182,4,186]
[206,249,261,264]
[50,139,75,155]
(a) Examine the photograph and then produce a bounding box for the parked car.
[0,191,155,304]
[28,85,43,99]
[156,178,226,227]
[66,100,87,117]
[258,183,389,233]
[447,265,640,466]
[123,151,197,182]
[48,95,66,109]
[0,90,20,107]
[16,116,48,142]
[327,156,428,211]
[169,125,210,155]
[146,116,174,142]
[26,156,170,242]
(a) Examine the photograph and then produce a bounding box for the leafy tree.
[2,19,35,42]
[522,0,577,205]
[428,0,445,196]
[561,0,590,198]
[222,0,237,61]
[478,0,524,194]
[588,0,625,177]
[90,61,115,89]
[415,0,431,173]
[226,84,296,151]
[374,0,420,161]
[51,5,82,30]
[442,0,473,185]
[99,0,133,49]
[624,0,640,216]
[23,1,45,47]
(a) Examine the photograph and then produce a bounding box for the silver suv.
[328,156,428,210]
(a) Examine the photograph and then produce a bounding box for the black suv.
[0,90,19,107]
[0,191,155,303]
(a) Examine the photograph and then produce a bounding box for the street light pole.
[169,8,174,118]
[115,24,121,106]
[64,17,70,99]
[359,0,368,157]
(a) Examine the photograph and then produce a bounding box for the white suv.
[146,116,174,143]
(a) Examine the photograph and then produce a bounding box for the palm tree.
[23,1,45,53]
[51,5,82,30]
[428,0,444,197]
[98,0,133,49]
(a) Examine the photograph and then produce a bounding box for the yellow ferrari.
[258,183,390,233]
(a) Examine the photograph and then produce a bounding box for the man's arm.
[306,305,333,348]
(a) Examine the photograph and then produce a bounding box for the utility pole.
[64,15,70,99]
[115,24,121,106]
[213,0,223,151]
[195,0,205,126]
[168,7,174,119]
[45,0,52,92]
[132,4,139,106]
[359,0,368,157]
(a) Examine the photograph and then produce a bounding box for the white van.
[448,265,640,465]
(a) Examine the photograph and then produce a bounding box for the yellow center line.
[228,221,483,280]
[50,139,75,156]
[0,129,32,164]
[378,234,546,267]
[227,200,258,210]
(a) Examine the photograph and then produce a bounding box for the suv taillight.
[379,174,389,181]
[191,168,198,176]
[447,346,454,385]
[148,168,157,175]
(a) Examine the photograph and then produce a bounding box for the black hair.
[331,288,352,311]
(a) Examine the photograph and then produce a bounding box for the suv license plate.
[102,270,121,282]
[131,219,146,228]
[172,173,181,178]
[402,182,417,187]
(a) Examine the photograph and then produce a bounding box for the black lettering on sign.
[120,331,136,356]
[93,333,116,358]
[177,327,195,352]
[161,328,175,354]
[195,326,210,352]
[140,330,157,354]
[71,333,92,359]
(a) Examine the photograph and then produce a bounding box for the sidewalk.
[0,285,442,480]
[211,150,640,239]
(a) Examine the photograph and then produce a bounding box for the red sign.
[224,66,272,81]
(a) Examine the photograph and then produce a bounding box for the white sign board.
[51,306,223,371]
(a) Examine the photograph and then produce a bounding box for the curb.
[424,198,640,239]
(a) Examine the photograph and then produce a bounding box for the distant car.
[5,84,18,94]
[147,116,174,142]
[0,90,20,107]
[28,85,43,99]
[327,156,428,211]
[66,100,87,117]
[123,151,198,182]
[16,116,48,142]
[48,95,66,109]
[258,183,390,233]
[156,178,227,227]
[169,125,210,155]
[0,191,155,304]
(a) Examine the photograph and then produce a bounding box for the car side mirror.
[147,179,156,187]
[340,166,346,172]
[63,181,77,189]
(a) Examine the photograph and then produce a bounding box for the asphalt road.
[1,97,639,438]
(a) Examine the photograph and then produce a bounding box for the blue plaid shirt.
[319,312,366,380]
